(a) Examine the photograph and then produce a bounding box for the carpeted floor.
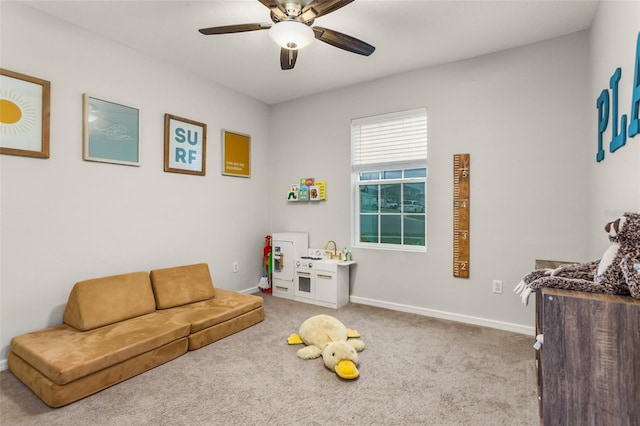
[0,294,539,425]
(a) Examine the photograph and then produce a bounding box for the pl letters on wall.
[595,32,640,162]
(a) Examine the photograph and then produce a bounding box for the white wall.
[269,32,592,332]
[589,1,640,256]
[0,2,271,365]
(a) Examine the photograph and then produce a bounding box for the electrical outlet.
[492,280,503,294]
[233,261,239,273]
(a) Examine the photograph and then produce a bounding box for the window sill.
[354,243,427,253]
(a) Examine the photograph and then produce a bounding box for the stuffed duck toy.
[287,314,365,380]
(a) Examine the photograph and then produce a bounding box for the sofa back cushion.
[63,271,157,331]
[150,263,215,309]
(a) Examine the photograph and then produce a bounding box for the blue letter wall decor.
[596,32,640,162]
[628,33,640,138]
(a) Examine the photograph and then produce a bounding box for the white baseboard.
[0,359,7,372]
[349,295,535,336]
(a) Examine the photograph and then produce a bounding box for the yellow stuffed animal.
[287,314,365,380]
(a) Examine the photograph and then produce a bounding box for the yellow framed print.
[222,129,250,178]
[0,68,51,158]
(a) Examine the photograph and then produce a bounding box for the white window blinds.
[351,108,427,172]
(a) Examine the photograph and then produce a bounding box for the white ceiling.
[20,0,599,105]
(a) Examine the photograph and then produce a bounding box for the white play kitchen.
[271,232,355,309]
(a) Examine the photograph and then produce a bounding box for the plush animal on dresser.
[514,212,640,304]
[287,314,365,380]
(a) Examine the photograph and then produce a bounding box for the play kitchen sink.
[305,241,352,263]
[317,258,341,265]
[292,243,355,308]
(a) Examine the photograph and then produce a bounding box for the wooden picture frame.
[222,129,250,178]
[83,94,140,166]
[0,68,50,158]
[164,114,207,176]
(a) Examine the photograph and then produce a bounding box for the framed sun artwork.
[0,68,51,158]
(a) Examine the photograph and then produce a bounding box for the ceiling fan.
[198,0,375,70]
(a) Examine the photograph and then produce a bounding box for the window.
[351,108,427,251]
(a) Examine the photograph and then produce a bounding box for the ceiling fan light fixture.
[269,21,314,50]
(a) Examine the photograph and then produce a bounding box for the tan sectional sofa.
[8,263,264,407]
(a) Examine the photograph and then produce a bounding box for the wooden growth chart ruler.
[453,153,470,278]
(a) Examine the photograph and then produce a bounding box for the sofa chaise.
[8,263,264,407]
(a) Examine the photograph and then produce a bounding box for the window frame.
[351,108,427,252]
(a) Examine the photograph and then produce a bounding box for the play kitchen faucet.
[324,240,342,260]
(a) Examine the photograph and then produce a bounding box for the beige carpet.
[1,294,539,425]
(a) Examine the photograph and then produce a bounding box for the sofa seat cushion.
[150,263,215,309]
[187,306,264,351]
[158,288,263,334]
[63,271,157,331]
[8,338,188,408]
[10,312,190,385]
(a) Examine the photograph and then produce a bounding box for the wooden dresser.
[536,288,640,425]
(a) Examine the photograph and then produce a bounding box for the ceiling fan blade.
[312,26,375,56]
[300,0,354,22]
[280,48,298,70]
[258,0,287,21]
[198,23,270,35]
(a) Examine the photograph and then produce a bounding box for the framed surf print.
[164,113,207,176]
